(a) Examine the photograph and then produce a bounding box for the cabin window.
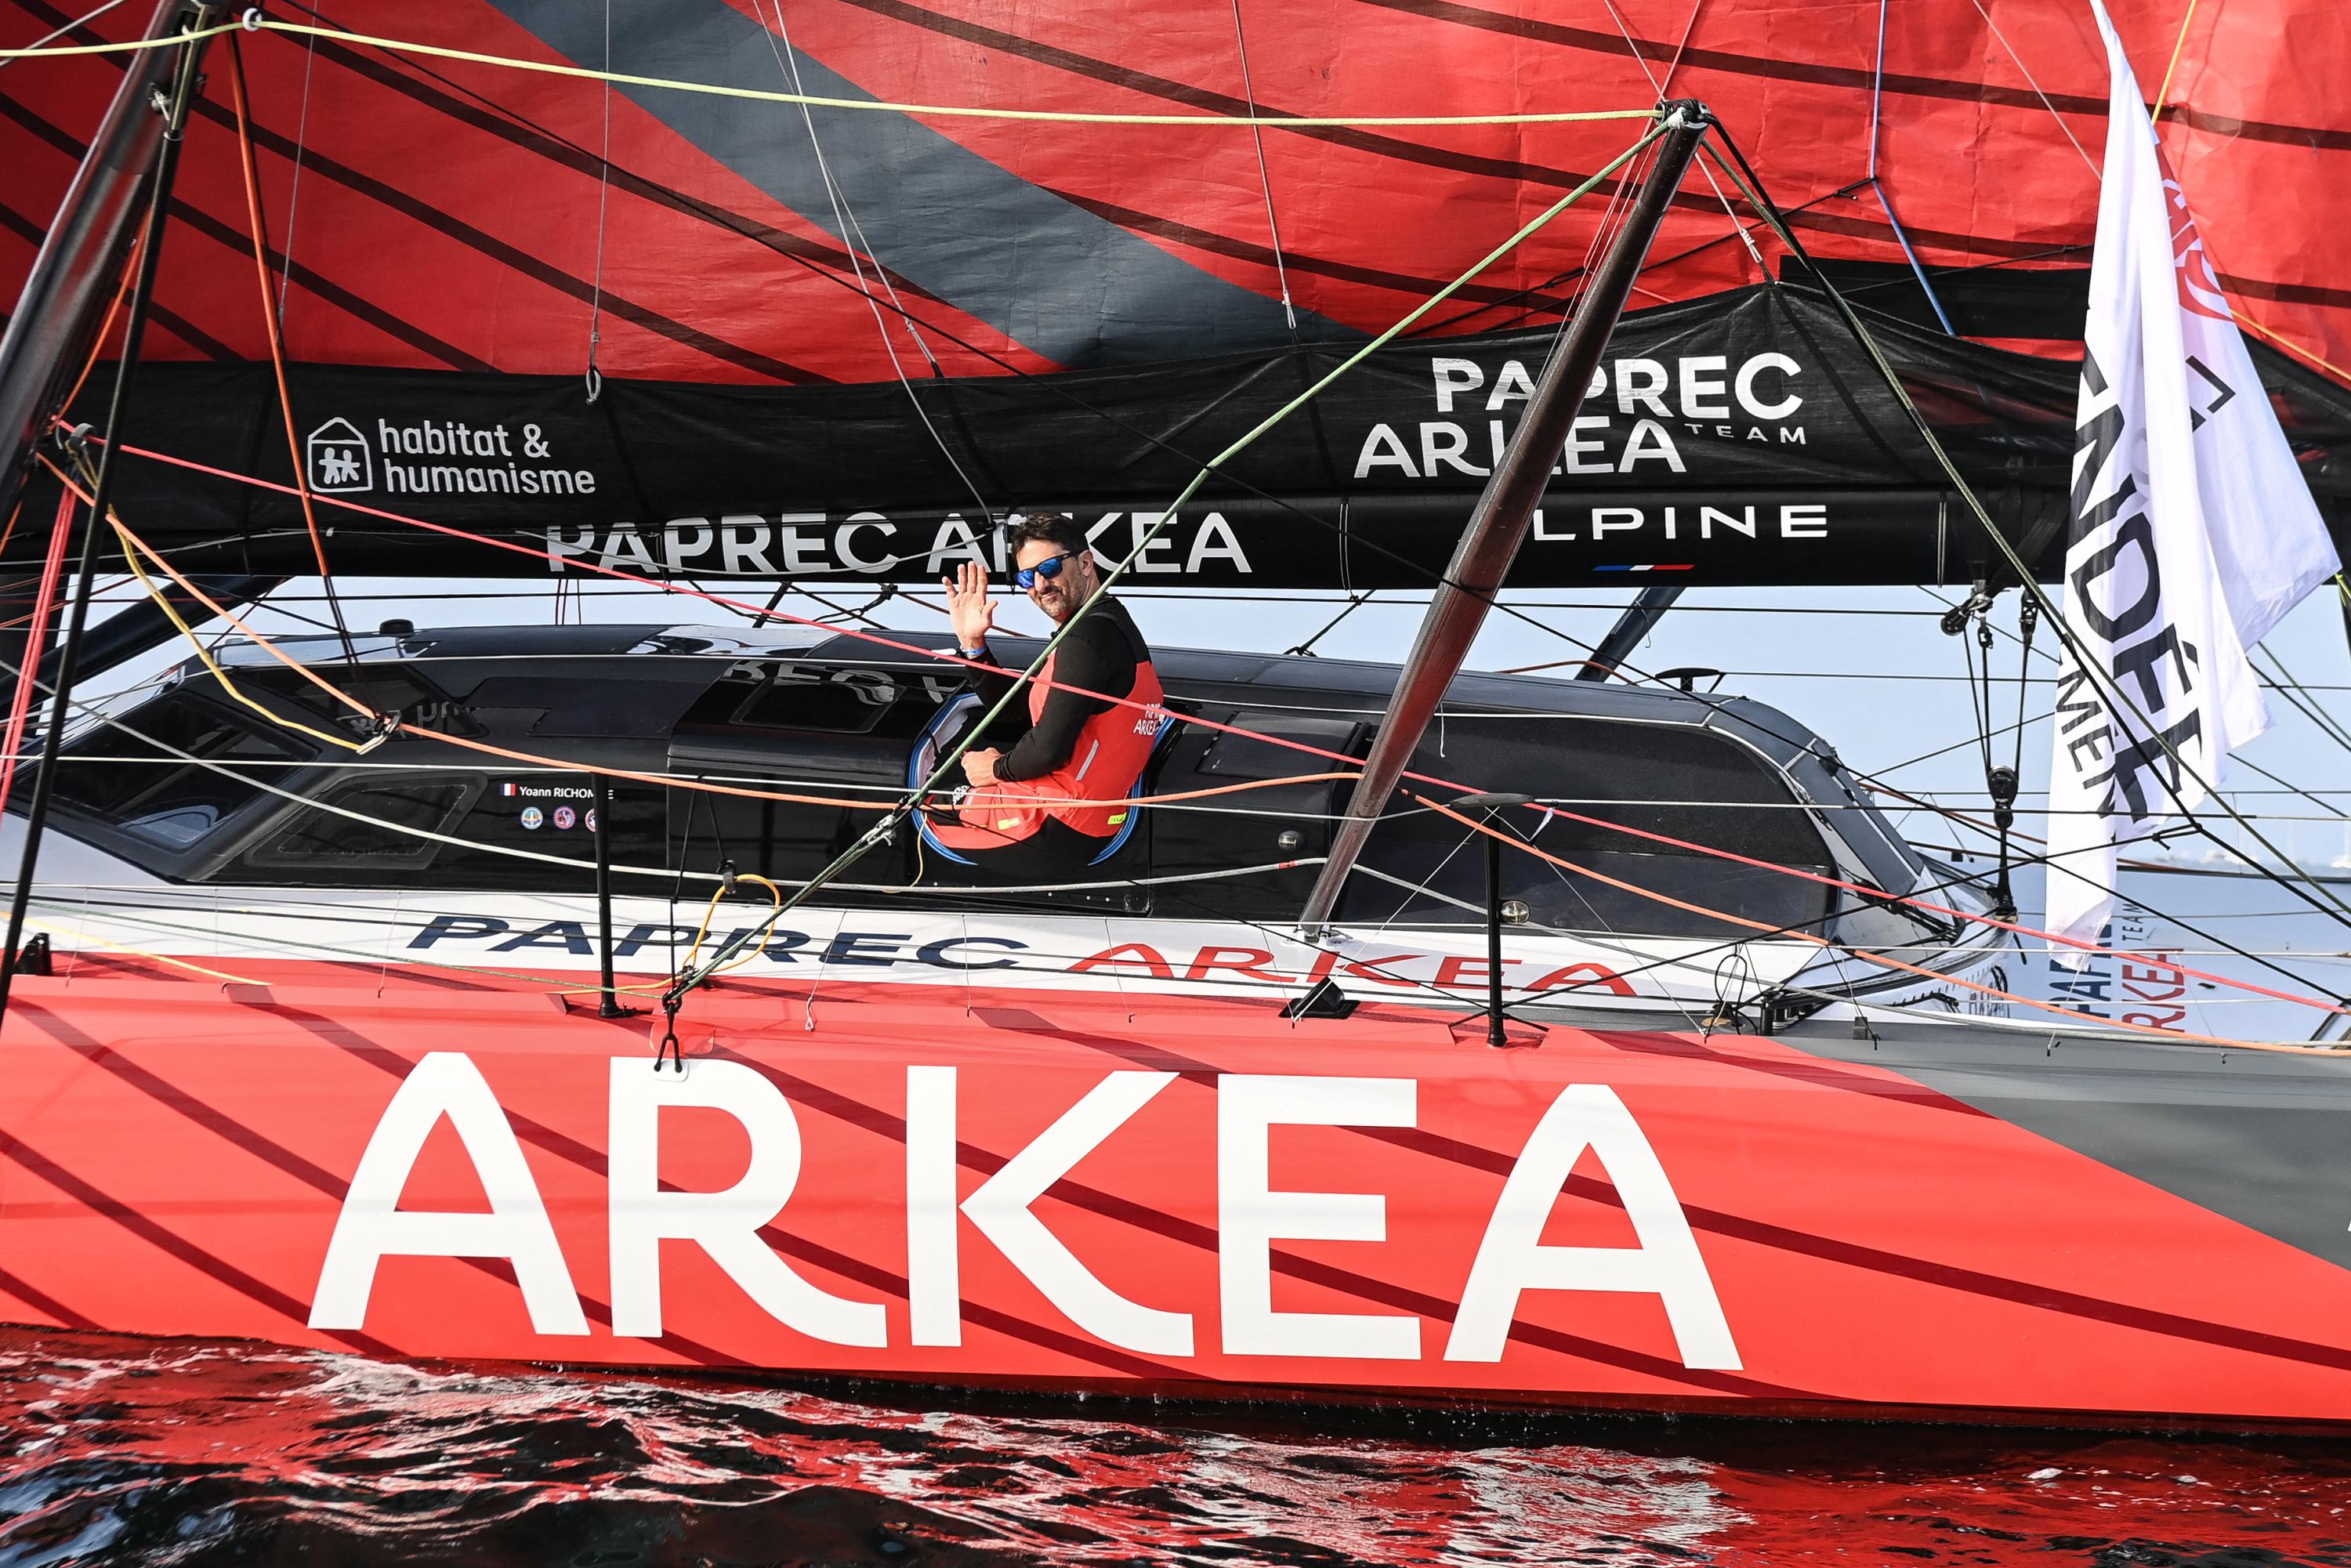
[239,777,476,873]
[422,777,667,892]
[45,692,304,849]
[1339,715,1836,941]
[216,770,667,889]
[730,665,904,733]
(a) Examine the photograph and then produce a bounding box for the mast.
[0,0,205,529]
[1298,102,1708,934]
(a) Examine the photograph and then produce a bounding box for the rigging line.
[81,130,1690,818]
[2233,307,2351,387]
[745,121,1678,936]
[0,18,1658,125]
[274,9,317,321]
[1701,128,2351,940]
[1960,0,2096,174]
[1857,0,1957,335]
[1655,0,1707,96]
[2255,645,2351,759]
[2009,595,2036,782]
[224,32,356,664]
[80,500,364,754]
[1498,811,1715,1033]
[0,495,74,828]
[1959,599,1995,784]
[222,592,345,639]
[1285,591,1373,656]
[1492,817,2255,1019]
[1867,0,1886,180]
[758,0,994,527]
[2255,649,2351,757]
[61,490,1390,820]
[1872,707,2048,779]
[584,0,610,403]
[1414,794,2339,1055]
[1342,861,1720,1028]
[18,912,261,986]
[1591,0,1763,273]
[766,577,896,632]
[210,9,1676,665]
[27,569,2344,1028]
[1415,170,1886,339]
[1139,871,1613,1032]
[1442,777,2351,1017]
[59,227,143,418]
[103,409,2276,992]
[0,0,123,69]
[4,643,1349,899]
[2151,0,2203,124]
[1225,0,1295,333]
[102,423,2143,938]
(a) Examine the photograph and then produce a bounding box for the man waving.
[933,513,1167,875]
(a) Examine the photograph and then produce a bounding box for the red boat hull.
[5,962,2350,1428]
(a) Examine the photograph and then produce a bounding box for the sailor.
[933,512,1166,875]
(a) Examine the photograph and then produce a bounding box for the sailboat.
[2,0,2350,1428]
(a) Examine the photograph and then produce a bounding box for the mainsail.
[5,0,2350,583]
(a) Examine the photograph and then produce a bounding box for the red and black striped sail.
[4,0,2349,582]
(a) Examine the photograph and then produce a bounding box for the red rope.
[1417,794,2329,1056]
[224,36,338,592]
[0,491,78,823]
[79,433,2350,1026]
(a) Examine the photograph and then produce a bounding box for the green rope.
[3,20,1656,128]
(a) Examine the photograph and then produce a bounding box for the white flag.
[2045,1,2342,954]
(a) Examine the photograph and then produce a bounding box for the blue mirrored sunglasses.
[1013,551,1078,590]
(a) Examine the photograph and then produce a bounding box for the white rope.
[0,0,125,71]
[1592,0,1764,273]
[1226,0,1296,331]
[759,0,995,528]
[1963,0,2097,173]
[584,0,612,403]
[274,12,319,322]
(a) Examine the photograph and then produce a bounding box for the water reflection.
[2,1329,2346,1566]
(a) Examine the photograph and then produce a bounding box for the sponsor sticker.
[520,806,545,831]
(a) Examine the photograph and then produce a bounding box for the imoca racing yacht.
[5,3,2351,1434]
[8,617,2351,1430]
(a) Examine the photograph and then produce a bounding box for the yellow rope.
[2237,307,2351,383]
[0,19,1653,128]
[24,916,261,986]
[2151,0,2203,124]
[106,514,368,755]
[679,872,787,980]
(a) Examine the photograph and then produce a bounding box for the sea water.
[1,1327,2346,1566]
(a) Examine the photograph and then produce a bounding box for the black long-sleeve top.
[969,598,1149,783]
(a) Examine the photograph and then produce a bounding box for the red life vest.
[929,650,1167,853]
[1023,644,1166,838]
